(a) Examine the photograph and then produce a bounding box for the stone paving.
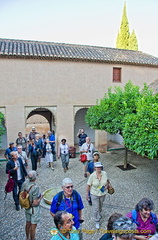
[0,150,158,240]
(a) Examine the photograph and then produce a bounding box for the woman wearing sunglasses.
[50,178,84,230]
[86,162,108,230]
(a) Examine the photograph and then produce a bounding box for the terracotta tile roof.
[0,38,158,67]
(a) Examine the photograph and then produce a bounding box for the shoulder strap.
[87,144,91,150]
[57,190,79,207]
[72,190,79,205]
[150,212,157,225]
[57,191,64,207]
[57,232,66,240]
[26,184,35,193]
[131,209,140,226]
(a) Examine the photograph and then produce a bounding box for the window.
[113,68,121,82]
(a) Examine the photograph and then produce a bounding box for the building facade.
[0,39,158,151]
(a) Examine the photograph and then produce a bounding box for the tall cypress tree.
[128,30,138,50]
[116,2,130,49]
[116,2,138,50]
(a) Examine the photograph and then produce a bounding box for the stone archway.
[25,107,57,135]
[74,107,95,145]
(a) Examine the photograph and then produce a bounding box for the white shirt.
[80,142,95,161]
[59,143,69,154]
[18,151,28,164]
[15,160,22,180]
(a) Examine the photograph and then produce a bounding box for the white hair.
[28,170,37,181]
[62,178,73,186]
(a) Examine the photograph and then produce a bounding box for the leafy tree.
[128,30,138,50]
[85,82,157,166]
[0,112,6,147]
[116,2,138,50]
[85,81,141,135]
[116,2,130,50]
[123,89,158,159]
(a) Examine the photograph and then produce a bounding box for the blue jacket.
[4,147,17,159]
[50,191,84,229]
[6,157,27,182]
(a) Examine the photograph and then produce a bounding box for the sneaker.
[15,205,20,211]
[66,167,69,170]
[95,223,100,229]
[51,167,54,170]
[64,168,67,173]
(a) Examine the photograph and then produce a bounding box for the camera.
[89,150,91,153]
[64,151,66,153]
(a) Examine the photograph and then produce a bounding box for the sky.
[0,0,158,57]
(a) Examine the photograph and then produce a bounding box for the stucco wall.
[1,58,158,106]
[0,58,158,146]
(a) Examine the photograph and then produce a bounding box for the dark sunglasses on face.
[65,185,74,189]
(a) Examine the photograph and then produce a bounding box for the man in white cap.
[29,127,38,141]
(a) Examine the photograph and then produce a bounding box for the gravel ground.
[0,150,158,240]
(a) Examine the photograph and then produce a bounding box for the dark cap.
[9,142,14,145]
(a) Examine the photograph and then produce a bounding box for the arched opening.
[74,108,95,145]
[26,108,55,136]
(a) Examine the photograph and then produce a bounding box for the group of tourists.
[4,127,57,171]
[49,196,158,240]
[4,127,158,240]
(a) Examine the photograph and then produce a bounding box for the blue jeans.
[13,179,24,205]
[61,153,69,169]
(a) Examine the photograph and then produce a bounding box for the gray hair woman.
[113,216,136,240]
[126,198,157,240]
[135,198,154,212]
[21,170,43,240]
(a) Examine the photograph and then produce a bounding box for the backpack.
[4,171,14,199]
[57,190,79,207]
[131,209,157,226]
[19,185,34,209]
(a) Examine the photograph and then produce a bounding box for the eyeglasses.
[65,185,74,189]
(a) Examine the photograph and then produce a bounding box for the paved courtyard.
[0,150,158,240]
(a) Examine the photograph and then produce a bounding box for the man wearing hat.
[29,127,38,141]
[4,142,17,160]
